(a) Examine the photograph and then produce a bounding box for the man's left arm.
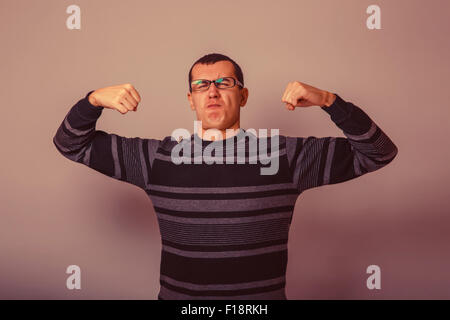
[281,81,398,193]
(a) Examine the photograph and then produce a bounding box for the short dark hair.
[188,53,244,93]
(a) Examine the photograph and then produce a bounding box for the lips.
[207,104,221,108]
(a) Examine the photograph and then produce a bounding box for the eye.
[193,80,208,88]
[216,78,233,87]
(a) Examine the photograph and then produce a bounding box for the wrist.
[88,91,100,107]
[322,91,336,107]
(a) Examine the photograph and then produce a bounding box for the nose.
[207,82,220,98]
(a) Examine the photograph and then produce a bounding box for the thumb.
[285,103,295,111]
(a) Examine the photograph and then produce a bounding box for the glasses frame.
[190,77,243,92]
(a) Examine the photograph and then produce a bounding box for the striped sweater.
[53,91,398,300]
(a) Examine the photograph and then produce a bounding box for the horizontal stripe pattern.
[159,284,287,300]
[161,238,288,252]
[154,205,295,219]
[154,149,285,164]
[157,211,292,224]
[157,218,291,245]
[161,274,285,291]
[158,274,287,299]
[160,249,288,285]
[147,182,295,193]
[162,243,287,258]
[53,92,398,299]
[150,194,299,212]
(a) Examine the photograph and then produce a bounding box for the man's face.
[187,60,249,132]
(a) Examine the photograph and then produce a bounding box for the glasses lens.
[215,77,234,89]
[191,79,209,91]
[191,77,236,91]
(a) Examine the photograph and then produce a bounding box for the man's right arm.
[53,89,160,191]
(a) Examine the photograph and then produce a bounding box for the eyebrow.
[193,76,233,80]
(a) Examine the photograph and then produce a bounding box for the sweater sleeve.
[285,93,398,193]
[52,91,161,190]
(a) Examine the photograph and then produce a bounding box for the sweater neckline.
[191,128,247,148]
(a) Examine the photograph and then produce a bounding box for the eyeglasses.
[190,77,243,92]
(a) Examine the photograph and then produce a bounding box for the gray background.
[1,0,449,299]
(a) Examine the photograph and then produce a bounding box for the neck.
[199,120,241,141]
[198,127,241,141]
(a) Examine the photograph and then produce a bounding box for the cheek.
[229,99,241,112]
[223,95,239,109]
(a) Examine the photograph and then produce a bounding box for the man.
[53,53,398,300]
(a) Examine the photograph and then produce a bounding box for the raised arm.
[52,84,160,190]
[281,81,398,193]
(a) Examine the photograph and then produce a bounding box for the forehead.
[191,60,236,79]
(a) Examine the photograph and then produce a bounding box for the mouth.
[207,104,221,109]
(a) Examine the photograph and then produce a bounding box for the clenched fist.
[281,81,336,110]
[88,83,141,114]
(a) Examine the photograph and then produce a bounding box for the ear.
[240,88,249,107]
[187,92,196,111]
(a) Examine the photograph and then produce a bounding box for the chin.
[204,118,226,129]
[204,125,224,131]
